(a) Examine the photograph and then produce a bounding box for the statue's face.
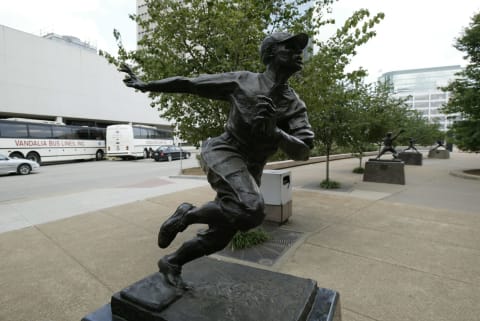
[272,42,304,72]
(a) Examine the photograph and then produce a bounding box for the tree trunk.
[326,145,330,183]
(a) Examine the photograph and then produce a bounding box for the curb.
[170,175,207,180]
[449,170,480,180]
[264,152,377,170]
[175,152,378,178]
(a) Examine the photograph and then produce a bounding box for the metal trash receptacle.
[260,169,292,224]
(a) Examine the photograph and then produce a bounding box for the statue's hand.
[256,95,276,115]
[118,63,148,92]
[251,95,278,139]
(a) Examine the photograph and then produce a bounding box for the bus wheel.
[95,150,104,161]
[168,155,172,162]
[143,149,148,159]
[26,152,41,164]
[9,152,24,159]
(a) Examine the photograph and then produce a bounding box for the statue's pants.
[200,133,267,233]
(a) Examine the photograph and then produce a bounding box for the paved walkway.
[1,152,479,321]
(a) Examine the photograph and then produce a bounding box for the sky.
[0,0,479,83]
[322,1,480,82]
[0,0,137,54]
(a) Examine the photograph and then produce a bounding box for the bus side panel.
[0,138,105,162]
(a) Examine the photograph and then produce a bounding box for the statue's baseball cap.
[260,32,309,64]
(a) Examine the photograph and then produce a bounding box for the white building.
[378,65,462,131]
[0,24,171,130]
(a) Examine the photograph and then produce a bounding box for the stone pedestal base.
[82,257,341,321]
[428,149,450,159]
[363,159,405,185]
[398,152,423,165]
[264,200,292,225]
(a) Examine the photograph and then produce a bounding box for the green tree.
[398,111,443,146]
[441,11,480,152]
[347,81,406,169]
[349,79,443,164]
[103,0,317,145]
[293,8,385,186]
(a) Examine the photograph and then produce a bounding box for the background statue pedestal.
[82,257,341,321]
[398,152,423,165]
[428,149,450,159]
[363,159,405,185]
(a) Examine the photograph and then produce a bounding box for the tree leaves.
[441,11,480,151]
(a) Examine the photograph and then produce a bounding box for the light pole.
[179,144,183,174]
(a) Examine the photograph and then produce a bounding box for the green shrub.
[352,167,365,174]
[229,228,270,250]
[320,179,340,189]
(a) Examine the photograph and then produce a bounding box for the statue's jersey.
[180,71,314,161]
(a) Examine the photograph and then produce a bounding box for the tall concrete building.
[378,65,462,131]
[136,0,149,43]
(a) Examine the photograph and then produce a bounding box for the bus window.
[28,123,53,138]
[76,127,90,139]
[52,126,74,139]
[148,128,157,139]
[133,126,142,139]
[0,122,28,138]
[95,128,106,140]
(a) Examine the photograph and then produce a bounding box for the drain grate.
[217,224,303,266]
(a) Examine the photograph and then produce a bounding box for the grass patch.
[320,179,341,189]
[230,228,270,250]
[352,167,365,174]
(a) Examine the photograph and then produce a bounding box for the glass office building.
[378,65,462,131]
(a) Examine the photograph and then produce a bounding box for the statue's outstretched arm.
[392,129,405,141]
[119,63,236,101]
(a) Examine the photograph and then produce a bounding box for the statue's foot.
[158,203,195,248]
[158,257,192,290]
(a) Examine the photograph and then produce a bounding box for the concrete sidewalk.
[1,152,480,321]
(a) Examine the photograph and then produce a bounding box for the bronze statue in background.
[403,137,420,153]
[376,129,405,160]
[120,32,314,290]
[431,140,446,151]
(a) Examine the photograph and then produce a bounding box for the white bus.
[0,118,106,164]
[106,124,174,159]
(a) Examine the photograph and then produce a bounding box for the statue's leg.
[158,226,237,288]
[158,202,196,249]
[391,148,398,158]
[183,201,229,225]
[376,149,386,159]
[158,162,265,288]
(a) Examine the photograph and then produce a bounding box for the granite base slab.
[398,152,423,165]
[82,257,341,321]
[363,159,405,185]
[428,149,450,159]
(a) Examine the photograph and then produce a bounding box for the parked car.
[0,153,40,175]
[153,146,191,162]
